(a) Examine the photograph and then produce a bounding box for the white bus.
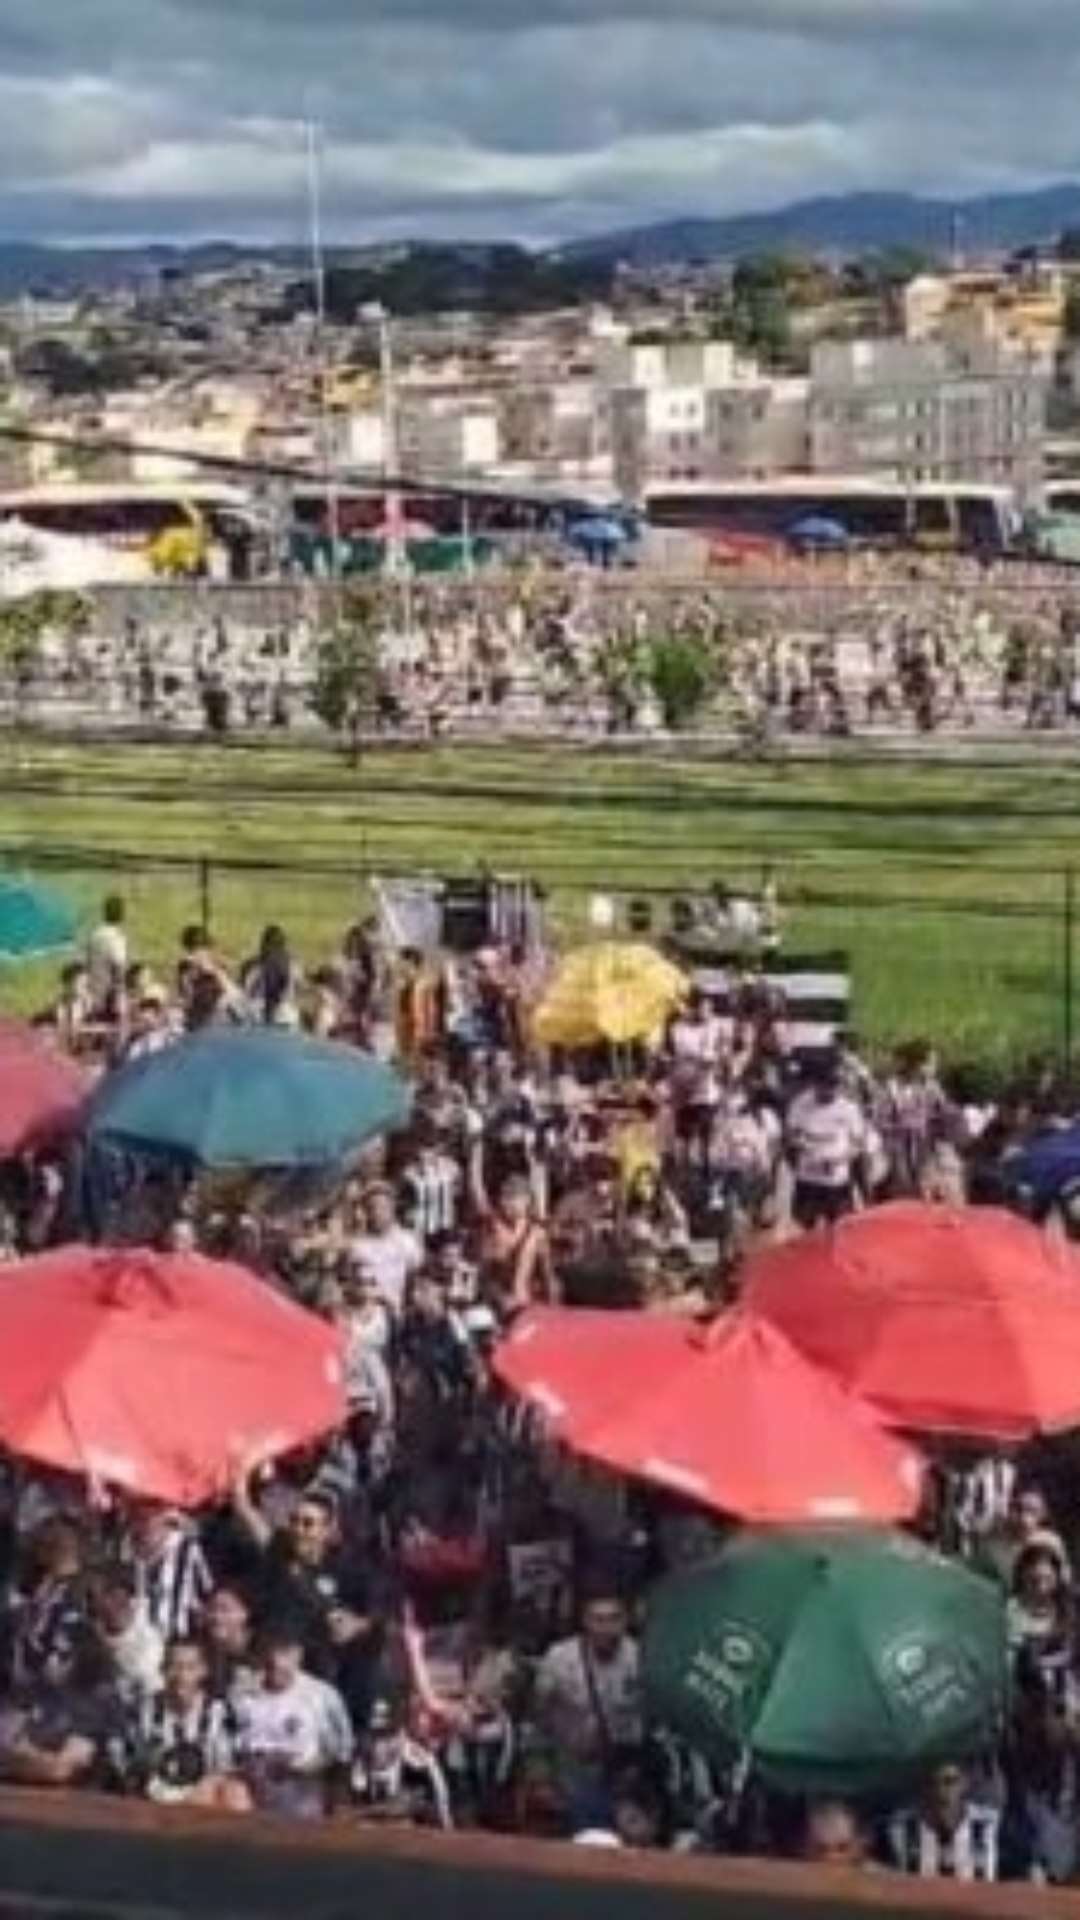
[644,477,1018,555]
[0,481,257,573]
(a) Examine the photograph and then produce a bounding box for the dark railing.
[0,1788,1074,1920]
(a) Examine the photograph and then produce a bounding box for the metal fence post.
[1065,867,1075,1078]
[199,857,212,937]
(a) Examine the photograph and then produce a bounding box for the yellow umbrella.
[533,942,689,1048]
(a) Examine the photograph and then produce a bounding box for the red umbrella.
[0,1021,85,1155]
[745,1201,1080,1440]
[494,1305,922,1523]
[0,1245,345,1506]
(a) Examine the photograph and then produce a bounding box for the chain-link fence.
[0,838,1074,1080]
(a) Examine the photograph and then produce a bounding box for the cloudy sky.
[2,0,1080,246]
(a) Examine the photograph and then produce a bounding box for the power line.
[0,423,601,517]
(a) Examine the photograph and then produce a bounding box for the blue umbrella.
[85,1027,411,1170]
[0,880,77,960]
[788,514,851,550]
[566,515,629,550]
[998,1128,1080,1223]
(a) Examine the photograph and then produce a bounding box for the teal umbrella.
[643,1529,1007,1797]
[85,1027,411,1170]
[0,880,77,959]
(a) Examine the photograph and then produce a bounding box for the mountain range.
[556,184,1080,266]
[6,180,1080,295]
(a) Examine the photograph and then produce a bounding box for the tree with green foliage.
[648,636,714,731]
[0,590,92,724]
[15,334,167,397]
[728,254,794,366]
[308,593,380,762]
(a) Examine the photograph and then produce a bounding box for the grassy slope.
[0,738,1076,1065]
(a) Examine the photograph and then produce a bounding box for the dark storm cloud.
[0,0,1078,242]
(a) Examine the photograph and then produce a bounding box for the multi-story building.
[605,335,810,497]
[809,335,1047,497]
[901,266,1065,376]
[497,379,606,477]
[343,399,500,478]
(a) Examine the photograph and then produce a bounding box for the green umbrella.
[0,880,77,959]
[85,1026,411,1170]
[643,1529,1007,1797]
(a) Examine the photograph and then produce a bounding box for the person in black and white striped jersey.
[122,1504,212,1644]
[885,1762,1036,1883]
[398,1124,463,1243]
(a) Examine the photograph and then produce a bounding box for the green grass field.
[0,737,1077,1070]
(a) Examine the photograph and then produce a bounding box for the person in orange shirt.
[395,950,445,1065]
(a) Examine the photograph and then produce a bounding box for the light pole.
[361,301,407,578]
[361,301,413,640]
[306,118,341,580]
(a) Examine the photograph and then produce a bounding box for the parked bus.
[644,478,1018,555]
[0,482,258,576]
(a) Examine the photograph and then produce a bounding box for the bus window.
[956,493,1010,554]
[910,495,955,548]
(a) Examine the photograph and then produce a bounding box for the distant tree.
[15,333,166,396]
[731,289,791,365]
[16,337,99,396]
[1064,284,1080,343]
[315,245,611,324]
[873,246,936,286]
[0,590,92,723]
[731,253,793,297]
[648,636,714,731]
[1059,229,1080,262]
[309,594,379,762]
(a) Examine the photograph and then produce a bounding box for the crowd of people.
[9,553,1080,745]
[1,883,1080,1888]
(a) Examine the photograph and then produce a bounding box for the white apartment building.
[609,368,809,496]
[600,337,743,391]
[809,336,1047,495]
[498,379,606,475]
[344,399,499,477]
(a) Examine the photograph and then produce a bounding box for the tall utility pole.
[362,301,412,640]
[363,300,406,577]
[306,117,341,577]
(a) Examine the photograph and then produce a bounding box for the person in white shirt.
[349,1183,422,1317]
[533,1588,642,1818]
[86,895,129,1020]
[235,1627,353,1820]
[707,882,762,954]
[786,1061,869,1229]
[91,1567,163,1706]
[669,995,729,1165]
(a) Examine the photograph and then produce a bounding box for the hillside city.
[1,232,1079,570]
